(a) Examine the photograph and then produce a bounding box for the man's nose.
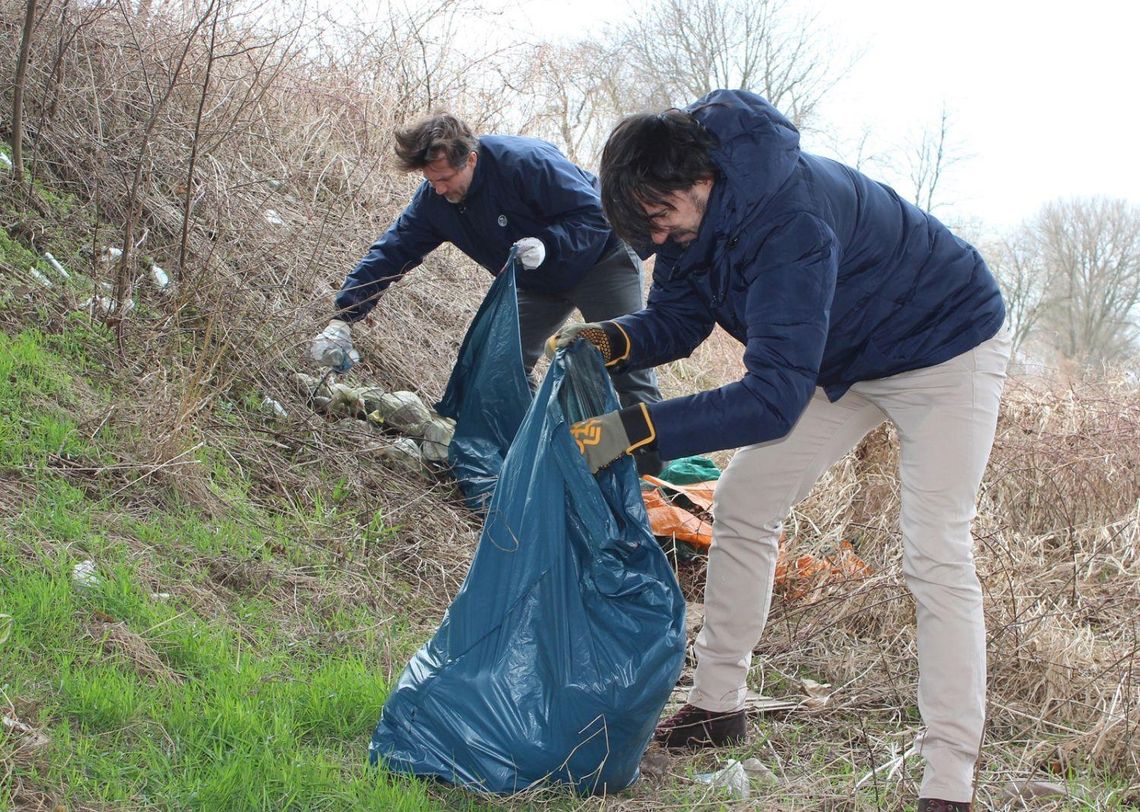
[651,230,668,245]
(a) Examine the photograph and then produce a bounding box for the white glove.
[309,318,360,372]
[514,237,546,270]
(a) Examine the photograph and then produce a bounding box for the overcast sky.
[500,0,1139,232]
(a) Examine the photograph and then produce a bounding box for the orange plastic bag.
[641,475,716,547]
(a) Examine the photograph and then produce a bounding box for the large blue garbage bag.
[435,253,532,512]
[371,340,687,795]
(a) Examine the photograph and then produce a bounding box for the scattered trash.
[150,263,170,291]
[0,152,12,170]
[292,371,332,402]
[2,714,50,749]
[642,474,715,547]
[1000,780,1067,801]
[264,208,285,226]
[694,759,750,799]
[743,691,800,713]
[741,757,778,784]
[775,541,872,602]
[80,294,135,318]
[800,677,832,710]
[359,386,388,415]
[367,391,432,435]
[382,437,427,475]
[43,252,71,280]
[267,178,284,191]
[72,560,101,589]
[100,246,123,264]
[29,267,53,288]
[261,397,287,419]
[328,382,366,416]
[0,612,11,646]
[420,416,456,463]
[150,592,172,601]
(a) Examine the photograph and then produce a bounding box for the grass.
[1,554,440,809]
[0,299,457,809]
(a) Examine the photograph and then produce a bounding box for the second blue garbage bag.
[434,253,531,513]
[370,340,686,794]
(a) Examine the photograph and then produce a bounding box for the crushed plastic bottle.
[29,267,53,287]
[264,209,285,226]
[261,397,288,419]
[694,759,750,799]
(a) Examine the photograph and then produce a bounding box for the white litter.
[741,757,778,784]
[72,560,101,589]
[29,267,53,287]
[264,209,285,226]
[100,246,123,263]
[80,295,135,317]
[150,263,170,291]
[43,252,71,280]
[0,153,12,170]
[694,759,750,799]
[261,397,288,419]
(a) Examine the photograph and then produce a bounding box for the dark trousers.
[516,243,661,411]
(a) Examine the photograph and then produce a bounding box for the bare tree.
[904,104,967,215]
[1036,197,1140,368]
[509,40,629,167]
[985,230,1049,359]
[611,0,842,127]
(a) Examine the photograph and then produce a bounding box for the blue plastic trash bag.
[371,340,687,795]
[435,253,532,512]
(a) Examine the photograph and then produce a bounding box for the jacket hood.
[669,90,802,274]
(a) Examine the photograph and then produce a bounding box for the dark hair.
[599,109,718,244]
[392,113,478,172]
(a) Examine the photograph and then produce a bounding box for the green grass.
[0,319,448,809]
[0,499,446,810]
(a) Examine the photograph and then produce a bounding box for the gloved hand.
[513,237,546,270]
[569,404,656,474]
[309,318,360,373]
[544,321,630,367]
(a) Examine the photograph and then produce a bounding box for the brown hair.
[392,113,478,172]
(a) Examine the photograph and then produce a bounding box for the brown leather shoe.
[917,800,972,812]
[653,703,746,748]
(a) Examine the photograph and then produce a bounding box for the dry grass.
[1,1,1137,807]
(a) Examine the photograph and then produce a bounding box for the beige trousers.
[690,327,1011,802]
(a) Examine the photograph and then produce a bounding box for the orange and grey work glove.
[569,404,656,474]
[544,321,631,367]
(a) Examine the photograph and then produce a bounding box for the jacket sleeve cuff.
[601,321,631,367]
[618,403,657,452]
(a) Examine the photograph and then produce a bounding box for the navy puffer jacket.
[615,90,1005,460]
[335,136,621,322]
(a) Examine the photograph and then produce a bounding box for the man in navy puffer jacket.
[310,113,663,473]
[555,90,1009,810]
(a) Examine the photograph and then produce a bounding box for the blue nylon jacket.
[614,90,1006,460]
[335,136,622,321]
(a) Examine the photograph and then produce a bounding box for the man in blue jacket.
[554,91,1009,811]
[310,113,662,472]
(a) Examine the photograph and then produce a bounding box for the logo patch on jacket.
[497,215,508,227]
